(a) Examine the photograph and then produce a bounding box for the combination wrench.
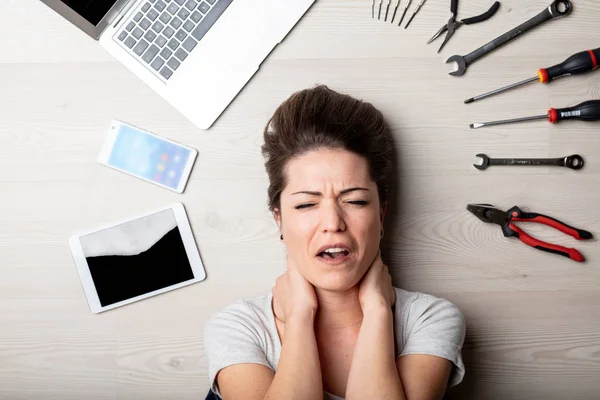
[474,154,584,171]
[447,0,572,77]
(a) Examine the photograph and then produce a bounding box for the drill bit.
[398,0,412,26]
[391,0,401,23]
[405,0,427,29]
[378,0,383,19]
[385,0,392,21]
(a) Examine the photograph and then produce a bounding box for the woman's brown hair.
[262,85,394,213]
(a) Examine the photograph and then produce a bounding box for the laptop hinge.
[112,0,137,28]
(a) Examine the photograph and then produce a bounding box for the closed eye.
[295,203,315,210]
[348,200,368,206]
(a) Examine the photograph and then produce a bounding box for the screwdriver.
[465,48,600,104]
[470,100,600,129]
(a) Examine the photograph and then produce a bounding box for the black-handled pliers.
[467,204,593,262]
[428,0,501,53]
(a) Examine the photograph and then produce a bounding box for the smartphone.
[98,120,197,193]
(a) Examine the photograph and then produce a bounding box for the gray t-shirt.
[204,287,466,399]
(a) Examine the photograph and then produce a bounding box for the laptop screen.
[60,0,119,26]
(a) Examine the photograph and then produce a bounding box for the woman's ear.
[380,203,387,224]
[273,208,281,230]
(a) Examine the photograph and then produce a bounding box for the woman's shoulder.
[204,293,275,339]
[392,287,466,388]
[393,287,463,315]
[392,287,465,337]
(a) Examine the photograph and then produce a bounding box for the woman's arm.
[217,262,323,400]
[396,354,452,400]
[346,302,405,399]
[217,312,322,400]
[264,311,323,399]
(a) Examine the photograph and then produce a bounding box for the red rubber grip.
[548,108,558,123]
[589,50,598,70]
[509,223,584,262]
[512,216,583,240]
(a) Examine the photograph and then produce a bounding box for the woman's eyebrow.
[291,187,370,196]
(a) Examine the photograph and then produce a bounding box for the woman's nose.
[320,203,346,232]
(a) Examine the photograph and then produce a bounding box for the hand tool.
[446,0,572,77]
[428,0,500,53]
[470,100,600,129]
[391,0,401,23]
[385,0,392,21]
[467,204,592,262]
[404,0,427,29]
[379,0,383,20]
[397,0,413,27]
[473,154,584,171]
[465,48,600,103]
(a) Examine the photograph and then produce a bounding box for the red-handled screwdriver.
[470,100,600,129]
[465,48,600,104]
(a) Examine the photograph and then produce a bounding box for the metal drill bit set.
[373,0,427,29]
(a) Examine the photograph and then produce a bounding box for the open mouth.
[317,249,350,259]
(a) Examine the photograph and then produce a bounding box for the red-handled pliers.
[467,204,593,262]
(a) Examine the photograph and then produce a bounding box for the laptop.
[40,0,316,129]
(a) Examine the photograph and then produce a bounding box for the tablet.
[69,203,206,313]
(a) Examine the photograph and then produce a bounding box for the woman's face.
[275,148,384,292]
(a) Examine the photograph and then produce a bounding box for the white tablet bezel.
[98,119,197,194]
[68,203,206,314]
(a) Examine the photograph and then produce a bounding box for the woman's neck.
[313,287,363,332]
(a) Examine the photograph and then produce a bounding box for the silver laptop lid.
[40,0,133,39]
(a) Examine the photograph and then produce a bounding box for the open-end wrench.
[447,0,572,77]
[474,154,584,171]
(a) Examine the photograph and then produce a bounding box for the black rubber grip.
[554,100,600,122]
[462,1,501,25]
[451,0,458,15]
[544,48,600,82]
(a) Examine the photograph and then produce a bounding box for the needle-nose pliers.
[428,0,501,53]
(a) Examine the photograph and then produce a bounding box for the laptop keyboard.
[115,0,233,81]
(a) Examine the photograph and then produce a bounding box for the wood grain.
[1,0,600,398]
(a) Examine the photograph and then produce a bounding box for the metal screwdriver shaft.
[465,76,538,104]
[470,114,547,129]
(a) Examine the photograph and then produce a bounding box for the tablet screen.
[78,209,194,307]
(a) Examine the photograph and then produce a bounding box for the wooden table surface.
[1,0,599,399]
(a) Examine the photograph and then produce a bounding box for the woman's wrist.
[287,307,316,325]
[361,297,393,315]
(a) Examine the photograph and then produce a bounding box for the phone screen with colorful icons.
[99,120,197,193]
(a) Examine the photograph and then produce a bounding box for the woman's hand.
[272,256,318,323]
[358,250,395,312]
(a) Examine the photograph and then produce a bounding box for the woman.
[204,86,466,400]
